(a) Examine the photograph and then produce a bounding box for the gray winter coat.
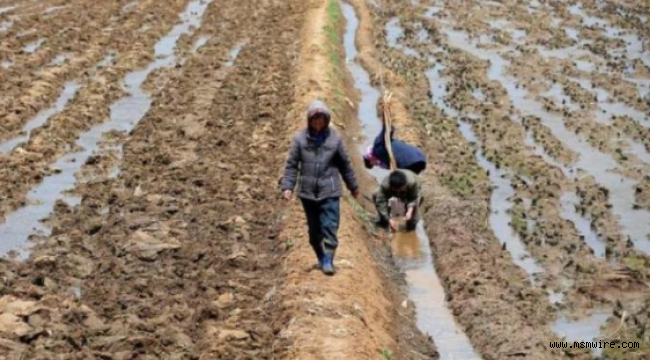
[281,101,359,201]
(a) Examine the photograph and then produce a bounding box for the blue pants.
[300,198,340,261]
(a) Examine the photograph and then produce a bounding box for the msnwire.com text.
[550,340,640,351]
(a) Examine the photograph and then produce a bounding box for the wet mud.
[0,0,436,359]
[0,0,305,358]
[2,0,650,358]
[368,0,650,358]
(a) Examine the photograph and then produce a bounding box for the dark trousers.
[300,197,340,260]
[406,161,426,175]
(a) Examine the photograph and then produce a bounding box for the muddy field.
[368,0,650,358]
[1,0,650,359]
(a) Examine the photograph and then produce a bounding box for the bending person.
[373,169,421,231]
[363,124,427,174]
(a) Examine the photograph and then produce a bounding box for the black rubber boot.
[321,252,335,276]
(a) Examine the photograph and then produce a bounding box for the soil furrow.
[276,1,436,359]
[0,0,162,141]
[0,0,305,358]
[0,0,193,223]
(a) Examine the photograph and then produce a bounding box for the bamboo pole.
[381,92,397,171]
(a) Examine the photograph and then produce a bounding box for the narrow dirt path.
[0,1,434,359]
[277,1,435,359]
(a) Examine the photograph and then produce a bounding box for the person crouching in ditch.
[373,169,421,231]
[281,100,360,276]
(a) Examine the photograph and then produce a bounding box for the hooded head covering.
[306,100,332,146]
[306,100,332,125]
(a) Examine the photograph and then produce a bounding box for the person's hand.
[351,189,360,199]
[389,219,399,231]
[283,190,293,201]
[405,207,414,221]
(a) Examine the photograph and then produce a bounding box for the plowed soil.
[0,0,434,359]
[4,0,650,359]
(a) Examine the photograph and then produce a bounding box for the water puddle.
[0,6,16,15]
[0,81,80,154]
[342,3,482,359]
[121,1,138,12]
[44,5,67,15]
[560,192,605,258]
[0,0,216,258]
[471,88,487,103]
[416,27,429,44]
[191,35,210,52]
[49,53,69,66]
[442,27,650,255]
[425,6,442,18]
[525,0,543,14]
[488,19,526,43]
[565,27,580,42]
[225,42,245,67]
[629,78,650,100]
[552,309,611,357]
[569,4,650,73]
[342,4,383,176]
[97,52,116,69]
[482,1,503,9]
[538,46,590,61]
[427,63,544,281]
[563,77,650,166]
[23,39,44,54]
[110,41,243,180]
[570,78,649,126]
[397,225,483,360]
[386,17,418,57]
[569,4,608,29]
[547,290,565,304]
[574,59,596,72]
[0,19,13,32]
[543,83,580,112]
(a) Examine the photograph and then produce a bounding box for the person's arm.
[335,138,359,195]
[281,136,301,193]
[405,178,422,210]
[375,183,390,220]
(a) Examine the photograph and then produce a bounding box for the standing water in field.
[385,17,418,57]
[560,192,606,259]
[427,63,544,282]
[0,6,15,15]
[23,39,44,53]
[552,309,611,357]
[0,0,217,258]
[341,3,482,359]
[441,26,650,255]
[0,82,80,154]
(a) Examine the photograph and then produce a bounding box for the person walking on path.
[373,169,421,231]
[281,100,360,276]
[363,124,427,174]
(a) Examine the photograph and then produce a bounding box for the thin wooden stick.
[382,92,397,171]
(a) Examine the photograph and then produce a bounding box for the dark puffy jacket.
[373,126,426,170]
[281,101,359,201]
